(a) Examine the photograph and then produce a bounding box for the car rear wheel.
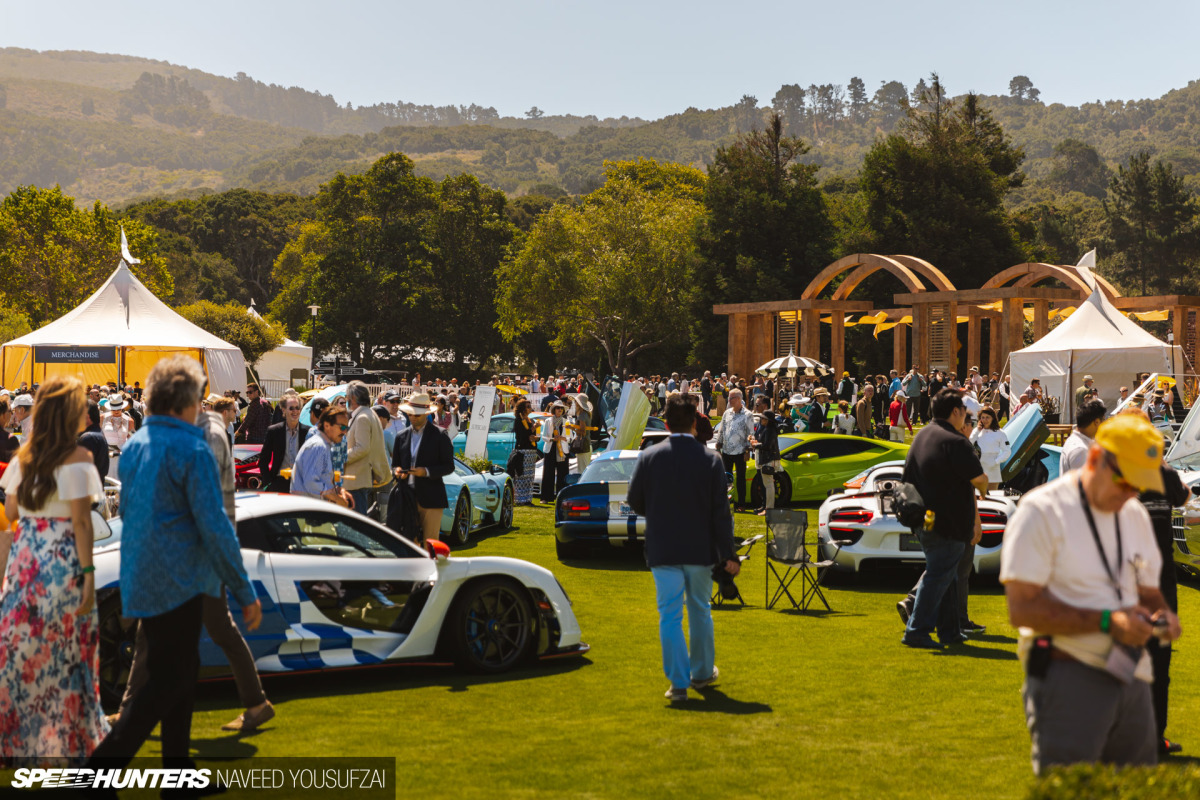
[448,578,535,673]
[750,472,792,508]
[97,593,136,711]
[555,537,590,560]
[450,493,471,546]
[498,482,515,529]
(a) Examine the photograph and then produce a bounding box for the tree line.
[1,78,1198,378]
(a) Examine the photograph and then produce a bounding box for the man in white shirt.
[1060,398,1106,473]
[529,375,541,394]
[1001,414,1181,774]
[10,394,32,437]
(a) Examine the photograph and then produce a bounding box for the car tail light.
[979,531,1003,549]
[828,529,864,545]
[830,510,874,525]
[561,499,591,518]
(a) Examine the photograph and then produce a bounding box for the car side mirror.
[426,539,451,561]
[795,452,818,462]
[564,473,581,486]
[92,509,113,542]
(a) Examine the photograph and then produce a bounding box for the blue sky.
[4,0,1199,119]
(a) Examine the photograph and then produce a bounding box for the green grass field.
[86,503,1200,799]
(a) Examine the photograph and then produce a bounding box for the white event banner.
[464,385,498,460]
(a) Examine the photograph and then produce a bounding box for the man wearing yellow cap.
[1001,414,1182,774]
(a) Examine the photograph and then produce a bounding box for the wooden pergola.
[713,257,1200,379]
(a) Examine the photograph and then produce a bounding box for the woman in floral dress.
[0,375,108,765]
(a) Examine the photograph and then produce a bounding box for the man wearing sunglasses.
[260,390,310,493]
[235,384,272,445]
[1002,413,1182,774]
[290,407,354,508]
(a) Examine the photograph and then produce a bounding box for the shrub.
[1027,763,1200,800]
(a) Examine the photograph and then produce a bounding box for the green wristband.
[80,565,95,575]
[1100,609,1112,633]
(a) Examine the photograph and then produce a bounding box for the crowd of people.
[0,359,1192,781]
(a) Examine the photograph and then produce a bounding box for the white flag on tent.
[120,227,141,265]
[1075,249,1097,293]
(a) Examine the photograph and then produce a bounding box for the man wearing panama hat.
[808,387,830,433]
[391,392,455,545]
[1002,413,1182,773]
[569,394,594,472]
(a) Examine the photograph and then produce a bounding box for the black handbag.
[892,482,927,530]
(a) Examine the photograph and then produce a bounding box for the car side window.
[257,512,420,558]
[489,417,514,434]
[452,459,473,477]
[784,439,878,460]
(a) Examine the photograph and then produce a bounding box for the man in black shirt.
[77,401,110,483]
[900,388,987,649]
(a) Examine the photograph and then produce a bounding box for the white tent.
[247,301,311,384]
[1010,284,1183,424]
[2,261,247,395]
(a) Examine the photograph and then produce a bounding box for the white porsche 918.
[815,461,1017,574]
[93,492,587,708]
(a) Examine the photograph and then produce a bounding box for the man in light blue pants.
[652,565,716,691]
[629,395,739,702]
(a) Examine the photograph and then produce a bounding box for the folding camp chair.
[712,533,764,607]
[764,508,840,611]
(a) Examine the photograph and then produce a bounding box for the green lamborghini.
[743,434,911,506]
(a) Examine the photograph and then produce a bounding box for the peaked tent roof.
[247,301,310,354]
[8,261,239,350]
[1014,285,1170,353]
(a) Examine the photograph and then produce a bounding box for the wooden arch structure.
[714,254,954,378]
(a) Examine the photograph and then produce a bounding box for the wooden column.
[1033,300,1049,341]
[728,313,749,378]
[967,312,981,372]
[912,304,928,373]
[1173,307,1187,372]
[801,308,821,362]
[831,312,846,378]
[893,322,908,373]
[988,316,1004,377]
[947,302,958,377]
[1001,299,1023,372]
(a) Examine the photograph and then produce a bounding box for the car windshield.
[580,457,639,483]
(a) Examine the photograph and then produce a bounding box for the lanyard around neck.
[1077,479,1123,604]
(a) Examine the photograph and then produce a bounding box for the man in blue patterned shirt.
[89,356,261,773]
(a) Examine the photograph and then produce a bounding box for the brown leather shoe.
[221,701,275,732]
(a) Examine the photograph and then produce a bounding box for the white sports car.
[816,461,1016,573]
[93,492,587,708]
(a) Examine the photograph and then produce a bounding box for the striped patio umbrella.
[755,351,831,378]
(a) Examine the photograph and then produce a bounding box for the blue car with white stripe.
[92,492,587,709]
[553,450,645,559]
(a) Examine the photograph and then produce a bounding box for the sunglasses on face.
[285,405,300,411]
[1104,452,1139,494]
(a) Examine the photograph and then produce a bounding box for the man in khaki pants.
[344,381,391,519]
[391,392,455,544]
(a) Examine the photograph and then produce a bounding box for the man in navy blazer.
[628,395,739,703]
[391,392,455,544]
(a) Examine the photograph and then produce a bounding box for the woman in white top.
[101,394,136,448]
[0,375,109,764]
[969,405,1011,490]
[833,400,856,435]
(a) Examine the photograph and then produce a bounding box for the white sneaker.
[690,666,719,690]
[664,687,688,702]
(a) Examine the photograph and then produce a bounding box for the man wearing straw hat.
[392,392,455,545]
[808,387,831,433]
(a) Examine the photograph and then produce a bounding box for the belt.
[1049,647,1078,663]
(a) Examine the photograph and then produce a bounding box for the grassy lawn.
[26,504,1200,798]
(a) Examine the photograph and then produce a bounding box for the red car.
[233,444,263,490]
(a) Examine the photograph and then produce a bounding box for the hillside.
[3,48,1200,206]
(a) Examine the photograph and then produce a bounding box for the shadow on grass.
[196,656,593,709]
[672,687,773,715]
[144,732,260,760]
[558,549,650,572]
[932,645,1018,661]
[970,632,1018,645]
